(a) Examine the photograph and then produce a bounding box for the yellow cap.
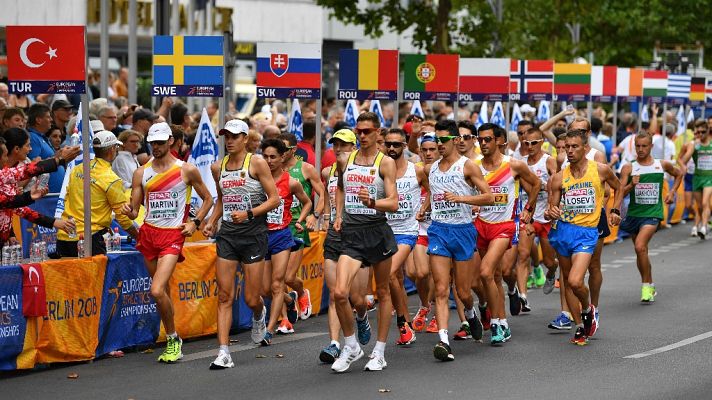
[329,129,357,145]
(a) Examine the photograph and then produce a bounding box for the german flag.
[690,77,706,102]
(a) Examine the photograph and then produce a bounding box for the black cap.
[51,99,73,111]
[133,108,159,122]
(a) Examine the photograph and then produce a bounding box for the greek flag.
[410,100,425,118]
[55,104,95,218]
[370,100,386,127]
[510,103,523,131]
[475,101,489,129]
[288,98,303,140]
[344,99,359,128]
[188,108,219,208]
[490,101,506,128]
[536,100,550,123]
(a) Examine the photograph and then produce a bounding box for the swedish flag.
[153,36,223,86]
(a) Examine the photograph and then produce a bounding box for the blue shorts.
[620,216,661,235]
[684,173,694,192]
[512,215,520,245]
[549,221,598,258]
[427,221,477,262]
[597,208,610,239]
[266,227,296,260]
[394,234,417,250]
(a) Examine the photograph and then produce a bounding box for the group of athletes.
[119,107,712,372]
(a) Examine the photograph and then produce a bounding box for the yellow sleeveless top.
[560,160,603,228]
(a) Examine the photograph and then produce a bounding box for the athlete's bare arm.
[122,165,145,220]
[182,163,215,236]
[546,171,564,221]
[290,177,312,232]
[678,141,695,167]
[248,157,280,221]
[598,163,622,226]
[302,162,326,230]
[320,166,331,226]
[510,159,541,224]
[663,160,684,204]
[201,162,224,237]
[443,159,495,206]
[333,153,350,232]
[415,164,431,219]
[618,163,635,197]
[362,156,398,213]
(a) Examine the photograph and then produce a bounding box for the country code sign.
[402,54,459,101]
[152,36,224,97]
[256,42,322,99]
[337,49,399,101]
[6,26,86,94]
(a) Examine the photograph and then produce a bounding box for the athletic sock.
[576,323,584,328]
[478,301,487,308]
[373,341,386,356]
[642,283,651,288]
[344,334,358,350]
[396,315,406,328]
[219,345,229,355]
[584,306,592,314]
[464,307,475,319]
[167,332,178,339]
[500,319,509,329]
[520,293,527,299]
[330,340,340,349]
[491,318,500,326]
[562,311,572,319]
[438,329,449,345]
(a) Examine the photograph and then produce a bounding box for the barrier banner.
[96,252,160,357]
[35,256,106,363]
[19,195,59,258]
[159,243,218,340]
[296,232,325,316]
[0,267,27,370]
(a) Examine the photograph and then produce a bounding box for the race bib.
[266,199,285,225]
[481,185,509,213]
[431,193,462,221]
[698,154,712,171]
[223,194,252,221]
[147,191,178,220]
[345,185,376,215]
[387,193,415,220]
[290,194,301,211]
[634,183,660,205]
[563,188,595,215]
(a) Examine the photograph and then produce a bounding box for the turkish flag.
[21,263,47,317]
[7,26,86,81]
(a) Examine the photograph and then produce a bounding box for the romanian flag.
[590,65,617,101]
[403,54,459,99]
[643,70,668,98]
[554,63,591,97]
[339,50,398,92]
[690,77,706,103]
[153,36,223,85]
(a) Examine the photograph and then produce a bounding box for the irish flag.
[616,67,643,102]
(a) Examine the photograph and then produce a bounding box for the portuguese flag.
[554,63,591,95]
[403,54,459,94]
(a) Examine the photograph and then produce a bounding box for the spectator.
[0,83,9,103]
[599,122,614,162]
[326,106,344,134]
[51,99,73,137]
[592,117,611,161]
[652,123,677,162]
[46,125,63,152]
[27,103,66,193]
[294,121,316,166]
[56,130,138,257]
[113,130,143,189]
[2,107,26,130]
[98,105,119,133]
[246,130,262,154]
[131,108,159,165]
[89,98,109,119]
[170,102,193,132]
[263,125,281,140]
[169,125,189,161]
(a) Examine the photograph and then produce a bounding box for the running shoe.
[298,289,312,320]
[582,305,598,338]
[453,322,471,341]
[363,352,387,371]
[319,343,340,363]
[356,314,372,345]
[526,274,535,289]
[286,291,298,324]
[508,287,522,316]
[260,331,273,346]
[543,271,556,295]
[490,324,505,345]
[396,323,416,345]
[331,345,363,373]
[412,306,430,332]
[698,225,707,240]
[433,341,454,361]
[467,314,484,342]
[158,335,183,363]
[502,326,512,342]
[276,319,294,335]
[479,305,491,331]
[691,225,698,237]
[209,351,234,369]
[533,264,546,287]
[641,286,657,303]
[570,326,588,346]
[251,305,267,344]
[366,295,377,312]
[426,317,438,333]
[548,312,573,330]
[595,308,600,330]
[520,296,532,313]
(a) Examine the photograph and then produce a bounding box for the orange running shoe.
[412,306,430,332]
[276,319,294,335]
[426,317,439,333]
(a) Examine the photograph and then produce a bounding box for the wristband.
[610,208,620,216]
[524,203,534,212]
[247,210,254,220]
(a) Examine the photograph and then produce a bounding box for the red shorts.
[416,235,429,247]
[532,221,552,238]
[475,219,516,251]
[136,223,186,262]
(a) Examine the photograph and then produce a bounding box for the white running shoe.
[698,225,707,240]
[209,352,235,369]
[363,352,387,371]
[691,225,698,237]
[331,345,363,373]
[251,305,267,344]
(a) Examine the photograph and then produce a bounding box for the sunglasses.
[461,135,475,141]
[355,128,377,135]
[384,141,404,148]
[477,136,495,144]
[435,135,459,144]
[523,140,543,146]
[149,140,167,146]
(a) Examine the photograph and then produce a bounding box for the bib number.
[634,183,660,205]
[223,194,252,221]
[148,191,178,220]
[697,154,712,171]
[267,199,285,225]
[563,188,595,215]
[431,193,462,221]
[345,185,376,215]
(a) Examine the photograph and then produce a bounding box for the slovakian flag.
[458,58,510,102]
[554,63,591,101]
[643,70,668,103]
[21,263,47,317]
[591,66,617,103]
[690,77,706,105]
[403,54,459,101]
[510,59,553,101]
[667,74,691,105]
[6,25,86,94]
[616,67,644,103]
[338,49,398,101]
[256,42,321,99]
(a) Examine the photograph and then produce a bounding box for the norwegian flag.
[510,59,554,100]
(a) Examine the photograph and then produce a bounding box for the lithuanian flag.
[554,63,591,96]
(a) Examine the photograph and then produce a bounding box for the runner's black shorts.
[341,221,397,267]
[216,232,268,264]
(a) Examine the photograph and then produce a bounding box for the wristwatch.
[192,218,201,226]
[247,210,254,220]
[524,203,535,212]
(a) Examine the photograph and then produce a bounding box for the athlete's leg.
[558,256,581,324]
[517,229,533,296]
[373,256,394,343]
[216,257,240,347]
[588,238,604,307]
[264,250,290,333]
[633,226,657,284]
[285,248,305,296]
[501,245,518,292]
[430,255,452,332]
[413,244,432,308]
[324,259,341,343]
[479,238,510,320]
[566,252,594,315]
[701,187,712,228]
[333,255,365,338]
[148,255,179,335]
[389,244,413,324]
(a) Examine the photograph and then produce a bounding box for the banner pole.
[661,101,667,161]
[82,27,92,257]
[218,34,227,160]
[612,100,618,145]
[128,0,138,104]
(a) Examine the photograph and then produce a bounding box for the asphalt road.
[3,223,712,400]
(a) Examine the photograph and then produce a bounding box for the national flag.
[288,99,303,141]
[55,104,95,218]
[509,59,554,99]
[369,100,386,127]
[641,104,649,123]
[257,42,321,98]
[458,58,510,100]
[510,103,523,131]
[537,101,551,123]
[676,105,686,135]
[188,108,219,209]
[475,101,489,129]
[338,49,398,100]
[554,63,591,99]
[616,67,644,100]
[6,26,86,81]
[490,102,506,129]
[643,70,668,98]
[344,99,359,128]
[690,77,706,102]
[591,66,617,101]
[21,263,46,317]
[667,74,691,104]
[403,54,459,100]
[410,100,424,119]
[153,36,223,85]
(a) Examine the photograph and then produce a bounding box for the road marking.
[181,332,327,362]
[624,331,712,359]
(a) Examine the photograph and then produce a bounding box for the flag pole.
[82,27,92,257]
[218,33,227,160]
[612,100,618,145]
[661,100,667,161]
[128,0,138,104]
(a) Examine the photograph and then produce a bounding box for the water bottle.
[30,242,37,263]
[112,228,121,252]
[67,217,77,239]
[39,241,47,262]
[12,245,21,264]
[104,232,111,253]
[70,131,81,147]
[38,174,50,190]
[77,234,85,258]
[2,246,9,266]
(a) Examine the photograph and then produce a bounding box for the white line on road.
[624,331,712,359]
[181,332,328,362]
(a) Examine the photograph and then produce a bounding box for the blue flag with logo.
[410,100,424,118]
[536,100,550,123]
[475,101,489,129]
[510,103,523,131]
[490,101,506,128]
[344,99,358,128]
[188,108,219,208]
[288,99,303,140]
[370,100,386,127]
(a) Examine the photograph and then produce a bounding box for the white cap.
[520,104,536,113]
[89,120,105,133]
[219,119,249,136]
[92,130,122,148]
[147,122,172,142]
